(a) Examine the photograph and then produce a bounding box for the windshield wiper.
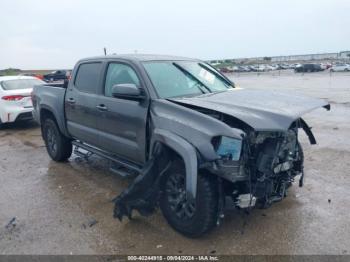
[199,62,234,87]
[172,62,212,94]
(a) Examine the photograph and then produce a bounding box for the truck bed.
[32,83,68,136]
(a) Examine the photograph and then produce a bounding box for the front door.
[96,62,149,164]
[65,62,103,147]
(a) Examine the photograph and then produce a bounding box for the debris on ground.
[328,199,331,203]
[5,217,16,229]
[156,244,163,249]
[88,219,98,227]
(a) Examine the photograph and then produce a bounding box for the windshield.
[0,78,45,90]
[143,61,233,98]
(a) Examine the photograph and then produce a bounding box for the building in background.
[210,51,350,65]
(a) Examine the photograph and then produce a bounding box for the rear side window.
[74,62,102,93]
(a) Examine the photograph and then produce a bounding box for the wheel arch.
[40,105,69,137]
[151,128,198,199]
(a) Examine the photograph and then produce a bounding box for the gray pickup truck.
[32,54,330,237]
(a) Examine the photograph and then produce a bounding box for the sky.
[1,0,349,69]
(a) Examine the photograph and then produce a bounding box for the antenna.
[103,47,107,56]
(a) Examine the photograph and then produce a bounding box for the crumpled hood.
[169,88,330,131]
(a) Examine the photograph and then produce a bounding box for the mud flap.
[113,143,171,221]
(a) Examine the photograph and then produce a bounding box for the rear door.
[96,61,149,164]
[65,62,103,147]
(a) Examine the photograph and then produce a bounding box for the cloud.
[0,36,77,69]
[1,0,349,68]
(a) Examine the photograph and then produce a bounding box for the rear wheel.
[160,160,219,237]
[43,118,72,161]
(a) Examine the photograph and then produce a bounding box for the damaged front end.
[208,121,307,210]
[112,92,329,226]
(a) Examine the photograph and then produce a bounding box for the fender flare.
[300,118,316,145]
[40,104,69,137]
[151,128,198,199]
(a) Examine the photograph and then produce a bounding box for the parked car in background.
[239,66,251,72]
[0,76,45,126]
[264,65,275,71]
[219,67,233,73]
[330,64,350,72]
[272,64,283,70]
[43,70,68,82]
[256,65,267,72]
[294,64,323,73]
[19,73,44,80]
[279,64,291,70]
[320,63,332,70]
[249,65,259,72]
[290,63,301,69]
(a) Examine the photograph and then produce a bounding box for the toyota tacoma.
[32,54,330,237]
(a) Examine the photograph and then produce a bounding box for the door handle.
[67,98,76,104]
[96,104,108,111]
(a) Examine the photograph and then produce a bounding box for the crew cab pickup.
[32,54,330,237]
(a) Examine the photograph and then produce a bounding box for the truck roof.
[79,54,199,63]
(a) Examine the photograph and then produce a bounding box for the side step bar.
[72,140,142,174]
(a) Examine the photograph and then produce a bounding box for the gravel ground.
[0,70,349,255]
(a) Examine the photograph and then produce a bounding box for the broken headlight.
[214,136,242,161]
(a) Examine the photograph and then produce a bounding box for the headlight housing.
[213,136,242,161]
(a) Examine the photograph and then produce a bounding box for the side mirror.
[111,84,144,100]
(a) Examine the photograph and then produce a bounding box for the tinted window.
[104,63,140,97]
[1,79,45,90]
[74,63,102,93]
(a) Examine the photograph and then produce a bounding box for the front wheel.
[43,118,72,162]
[160,160,219,237]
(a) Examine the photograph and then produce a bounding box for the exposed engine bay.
[207,117,306,210]
[242,128,303,208]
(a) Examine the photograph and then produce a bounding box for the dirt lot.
[0,70,349,255]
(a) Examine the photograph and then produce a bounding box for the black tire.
[160,160,218,237]
[43,118,72,162]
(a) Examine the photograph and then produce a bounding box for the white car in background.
[0,76,45,126]
[290,63,302,69]
[330,64,350,72]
